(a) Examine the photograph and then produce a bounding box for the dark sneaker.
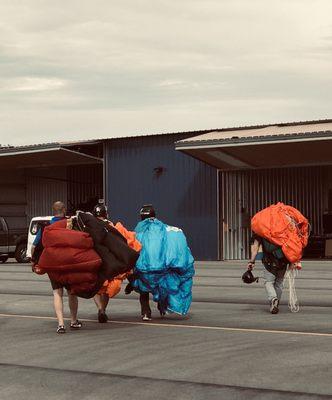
[270,298,279,314]
[125,283,133,295]
[142,314,152,321]
[157,302,166,317]
[57,325,66,334]
[70,320,82,329]
[98,310,108,323]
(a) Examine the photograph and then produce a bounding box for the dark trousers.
[140,292,151,316]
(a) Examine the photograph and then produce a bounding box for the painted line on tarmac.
[1,312,332,338]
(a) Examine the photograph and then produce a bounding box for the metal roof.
[0,146,102,169]
[175,120,332,149]
[175,119,332,171]
[1,118,331,154]
[0,142,60,154]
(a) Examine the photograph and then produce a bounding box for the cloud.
[0,0,331,145]
[1,77,67,92]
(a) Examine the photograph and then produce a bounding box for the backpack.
[261,238,288,269]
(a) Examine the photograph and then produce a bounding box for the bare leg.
[53,288,64,326]
[94,293,109,323]
[93,294,103,311]
[94,294,109,312]
[101,294,109,312]
[68,292,78,323]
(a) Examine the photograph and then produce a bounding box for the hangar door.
[219,166,324,260]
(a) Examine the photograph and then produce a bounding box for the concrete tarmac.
[1,260,332,400]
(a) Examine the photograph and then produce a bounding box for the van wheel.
[0,256,8,263]
[15,243,29,263]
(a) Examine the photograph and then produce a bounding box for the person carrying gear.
[127,204,194,321]
[247,203,308,314]
[91,203,141,323]
[31,201,82,334]
[248,234,296,314]
[135,205,155,321]
[91,203,111,323]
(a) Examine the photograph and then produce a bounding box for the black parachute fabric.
[76,212,139,281]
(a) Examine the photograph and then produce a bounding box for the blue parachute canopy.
[132,218,195,315]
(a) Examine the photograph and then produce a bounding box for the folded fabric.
[77,212,140,281]
[97,221,141,298]
[251,202,309,263]
[132,218,195,315]
[36,219,102,298]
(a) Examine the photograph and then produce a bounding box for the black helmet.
[242,270,259,284]
[140,204,156,220]
[93,204,108,219]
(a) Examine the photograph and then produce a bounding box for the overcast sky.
[0,0,331,145]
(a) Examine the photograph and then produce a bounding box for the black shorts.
[50,279,67,291]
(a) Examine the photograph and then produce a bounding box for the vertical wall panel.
[0,169,27,229]
[67,164,103,213]
[26,168,67,221]
[105,135,218,260]
[220,166,325,260]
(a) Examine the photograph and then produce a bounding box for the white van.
[26,216,53,258]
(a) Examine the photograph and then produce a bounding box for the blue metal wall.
[105,134,218,260]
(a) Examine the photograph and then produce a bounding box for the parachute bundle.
[34,213,140,299]
[97,221,142,298]
[251,202,309,263]
[131,218,195,316]
[36,219,103,298]
[76,212,140,281]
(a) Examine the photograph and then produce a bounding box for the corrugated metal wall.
[67,164,103,213]
[25,164,103,220]
[105,135,218,260]
[220,167,325,259]
[26,168,67,221]
[0,169,27,229]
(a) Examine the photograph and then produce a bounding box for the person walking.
[127,204,194,321]
[248,233,295,314]
[31,201,82,333]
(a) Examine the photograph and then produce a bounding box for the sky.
[0,0,331,146]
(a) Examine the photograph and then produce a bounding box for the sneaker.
[270,298,279,314]
[124,283,133,295]
[70,320,82,329]
[57,325,66,334]
[98,310,108,323]
[142,314,152,321]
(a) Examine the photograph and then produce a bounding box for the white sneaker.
[142,314,152,321]
[270,298,279,314]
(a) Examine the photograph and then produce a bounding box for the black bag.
[76,212,139,280]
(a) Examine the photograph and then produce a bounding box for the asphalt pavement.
[1,260,332,400]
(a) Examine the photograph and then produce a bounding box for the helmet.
[93,204,108,219]
[140,204,156,220]
[242,270,259,284]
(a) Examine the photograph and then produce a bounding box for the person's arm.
[248,239,260,269]
[31,228,42,260]
[31,244,36,258]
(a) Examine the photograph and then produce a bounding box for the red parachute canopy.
[37,219,102,296]
[251,202,309,263]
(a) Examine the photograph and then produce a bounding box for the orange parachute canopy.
[114,222,142,252]
[251,202,309,263]
[98,222,142,298]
